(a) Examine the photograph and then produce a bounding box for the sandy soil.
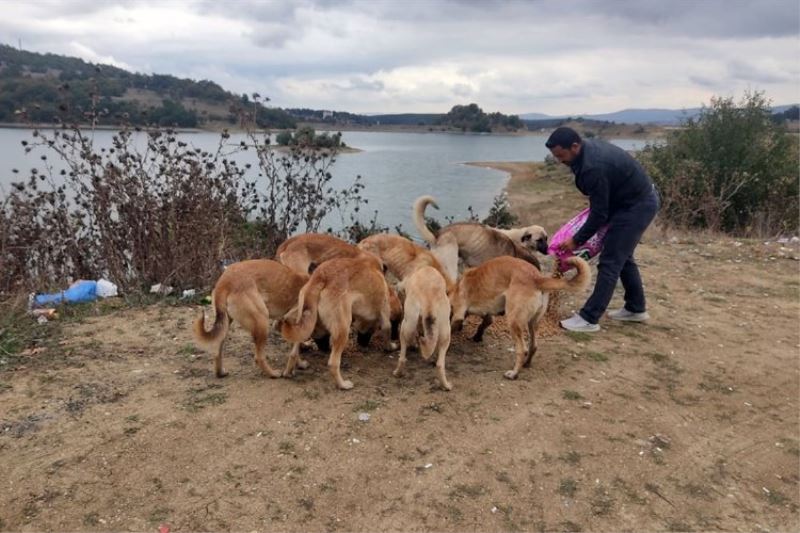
[1,162,798,532]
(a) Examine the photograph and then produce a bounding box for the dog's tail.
[281,276,324,343]
[193,291,229,350]
[413,195,439,244]
[536,257,591,293]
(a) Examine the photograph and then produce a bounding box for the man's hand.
[558,237,577,252]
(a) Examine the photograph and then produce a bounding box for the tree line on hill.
[0,44,296,128]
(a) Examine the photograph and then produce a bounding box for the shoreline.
[1,121,665,140]
[465,160,584,233]
[466,160,539,206]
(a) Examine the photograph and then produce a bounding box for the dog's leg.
[434,322,452,391]
[525,295,546,368]
[214,336,228,378]
[282,342,302,378]
[252,314,281,378]
[523,318,538,368]
[393,314,417,378]
[472,315,493,342]
[449,288,467,333]
[328,327,353,390]
[504,316,527,380]
[380,294,398,352]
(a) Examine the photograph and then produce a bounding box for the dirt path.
[1,163,798,532]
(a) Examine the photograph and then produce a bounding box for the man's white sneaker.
[608,308,650,322]
[560,314,600,333]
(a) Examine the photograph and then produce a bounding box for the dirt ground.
[1,162,798,532]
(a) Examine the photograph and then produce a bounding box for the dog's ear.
[521,232,532,242]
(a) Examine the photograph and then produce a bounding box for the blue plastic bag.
[34,280,98,306]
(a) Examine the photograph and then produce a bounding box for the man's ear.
[521,232,532,242]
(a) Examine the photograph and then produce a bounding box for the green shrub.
[275,130,293,146]
[482,193,519,228]
[641,91,799,235]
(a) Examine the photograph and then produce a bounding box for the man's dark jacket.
[569,139,653,245]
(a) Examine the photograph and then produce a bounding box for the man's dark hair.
[545,127,581,149]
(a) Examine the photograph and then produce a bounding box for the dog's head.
[520,225,549,255]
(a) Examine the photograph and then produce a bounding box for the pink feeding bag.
[548,208,609,272]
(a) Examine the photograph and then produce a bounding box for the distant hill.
[293,104,524,133]
[0,44,296,129]
[520,105,799,125]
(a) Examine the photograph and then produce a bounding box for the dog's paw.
[338,380,354,390]
[215,370,229,378]
[297,359,310,370]
[386,341,399,352]
[503,370,519,380]
[440,380,453,391]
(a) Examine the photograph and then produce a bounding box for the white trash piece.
[181,289,196,299]
[96,279,118,298]
[150,283,174,295]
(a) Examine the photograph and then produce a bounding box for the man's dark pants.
[579,189,660,325]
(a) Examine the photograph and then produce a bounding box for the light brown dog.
[276,232,379,275]
[393,266,453,390]
[356,233,456,291]
[281,255,397,390]
[413,195,549,281]
[450,256,590,380]
[193,259,309,379]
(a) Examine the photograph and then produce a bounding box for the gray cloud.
[1,0,798,114]
[688,75,722,89]
[728,59,795,84]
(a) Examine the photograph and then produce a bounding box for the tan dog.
[276,232,378,275]
[193,259,309,379]
[450,256,590,380]
[356,233,456,291]
[413,195,548,281]
[393,266,453,390]
[281,256,397,390]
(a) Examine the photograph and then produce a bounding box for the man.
[545,127,660,333]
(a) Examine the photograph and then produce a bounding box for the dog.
[356,233,456,291]
[193,259,310,379]
[281,255,398,390]
[393,266,453,390]
[413,195,548,281]
[449,255,590,380]
[276,232,379,275]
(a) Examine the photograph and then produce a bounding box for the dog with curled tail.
[449,256,590,380]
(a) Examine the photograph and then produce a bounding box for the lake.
[0,128,649,236]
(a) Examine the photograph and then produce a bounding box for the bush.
[640,91,799,236]
[481,192,519,228]
[0,121,368,295]
[275,130,293,146]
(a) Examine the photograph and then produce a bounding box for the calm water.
[0,128,649,236]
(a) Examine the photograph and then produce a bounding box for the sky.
[2,0,799,116]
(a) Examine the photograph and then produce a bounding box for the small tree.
[482,192,519,228]
[275,130,293,146]
[640,91,799,236]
